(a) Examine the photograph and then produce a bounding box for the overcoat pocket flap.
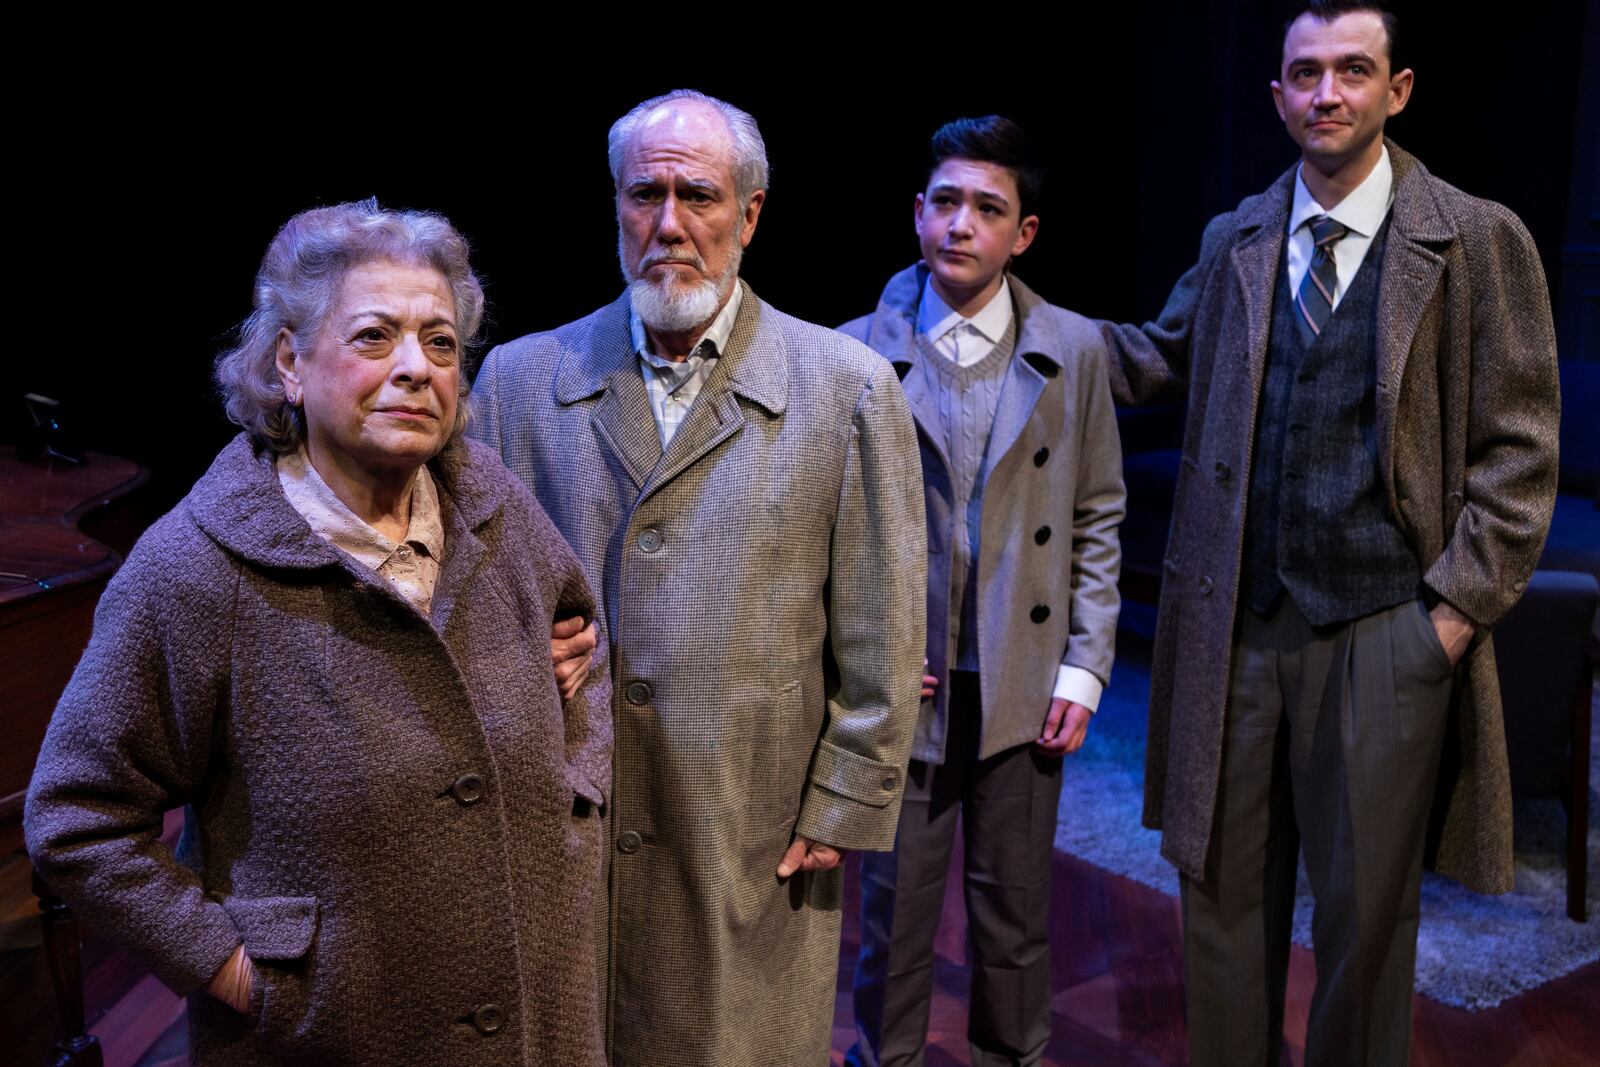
[809,739,899,808]
[222,896,319,961]
[567,764,608,809]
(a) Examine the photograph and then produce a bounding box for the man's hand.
[1429,601,1475,667]
[1036,698,1092,756]
[921,656,938,700]
[776,835,845,878]
[551,616,598,701]
[207,942,253,1014]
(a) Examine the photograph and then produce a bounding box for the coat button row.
[626,681,652,705]
[638,528,663,553]
[452,773,484,807]
[1030,604,1051,624]
[1033,447,1050,467]
[472,1003,503,1035]
[617,830,642,854]
[1034,525,1051,545]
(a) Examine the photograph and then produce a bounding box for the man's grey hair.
[607,89,770,206]
[214,198,485,454]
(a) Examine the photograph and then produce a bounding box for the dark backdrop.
[14,2,1589,515]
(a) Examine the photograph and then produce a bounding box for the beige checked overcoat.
[470,282,926,1067]
[1101,142,1560,894]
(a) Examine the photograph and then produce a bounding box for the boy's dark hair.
[1283,1,1402,74]
[927,116,1044,219]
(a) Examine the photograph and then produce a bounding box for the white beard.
[621,233,743,335]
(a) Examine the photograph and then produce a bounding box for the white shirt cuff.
[1052,665,1104,713]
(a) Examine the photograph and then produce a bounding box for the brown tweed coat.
[470,282,927,1067]
[25,434,611,1065]
[1100,141,1560,894]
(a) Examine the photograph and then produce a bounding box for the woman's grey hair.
[607,89,770,207]
[215,198,485,454]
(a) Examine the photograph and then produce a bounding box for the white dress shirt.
[1286,146,1396,310]
[918,275,1014,368]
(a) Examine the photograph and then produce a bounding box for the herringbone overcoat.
[470,282,926,1066]
[1101,142,1560,894]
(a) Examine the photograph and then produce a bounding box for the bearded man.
[469,90,927,1067]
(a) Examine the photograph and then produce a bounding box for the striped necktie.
[1296,214,1348,342]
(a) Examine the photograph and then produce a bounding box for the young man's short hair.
[926,116,1045,219]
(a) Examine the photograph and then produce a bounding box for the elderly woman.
[24,201,609,1065]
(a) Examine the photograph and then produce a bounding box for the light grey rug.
[1055,608,1600,1009]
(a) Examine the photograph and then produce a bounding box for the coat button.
[1213,460,1232,481]
[626,681,652,705]
[638,528,663,553]
[452,773,484,806]
[1199,576,1214,596]
[617,830,642,854]
[1033,447,1050,467]
[1030,604,1051,624]
[471,1003,504,1035]
[881,775,897,791]
[1034,525,1051,545]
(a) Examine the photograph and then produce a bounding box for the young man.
[841,116,1125,1066]
[1098,4,1560,1064]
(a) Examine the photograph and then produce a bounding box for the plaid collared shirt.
[630,284,743,447]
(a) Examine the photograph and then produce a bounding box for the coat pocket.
[223,895,319,961]
[221,895,320,1048]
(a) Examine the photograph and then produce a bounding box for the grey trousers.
[847,672,1065,1067]
[1182,596,1456,1067]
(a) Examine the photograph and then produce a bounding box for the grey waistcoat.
[1241,216,1421,626]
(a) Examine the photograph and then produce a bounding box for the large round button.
[617,830,642,854]
[881,775,897,791]
[1199,576,1215,596]
[1213,460,1232,481]
[471,1003,504,1035]
[1034,525,1051,545]
[1033,447,1050,467]
[638,528,663,553]
[1030,604,1051,624]
[626,681,652,705]
[452,773,484,806]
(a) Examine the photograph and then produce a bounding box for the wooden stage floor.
[3,840,1595,1065]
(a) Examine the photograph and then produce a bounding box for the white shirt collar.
[917,274,1013,344]
[630,281,744,361]
[1290,145,1394,239]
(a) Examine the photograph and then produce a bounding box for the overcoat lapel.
[641,387,744,503]
[896,359,949,471]
[591,369,661,491]
[575,306,662,490]
[639,283,786,505]
[984,361,1046,474]
[1374,145,1454,488]
[1228,219,1287,406]
[864,279,947,470]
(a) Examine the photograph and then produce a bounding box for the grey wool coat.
[1100,141,1560,894]
[840,266,1125,763]
[24,434,612,1066]
[469,281,927,1067]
